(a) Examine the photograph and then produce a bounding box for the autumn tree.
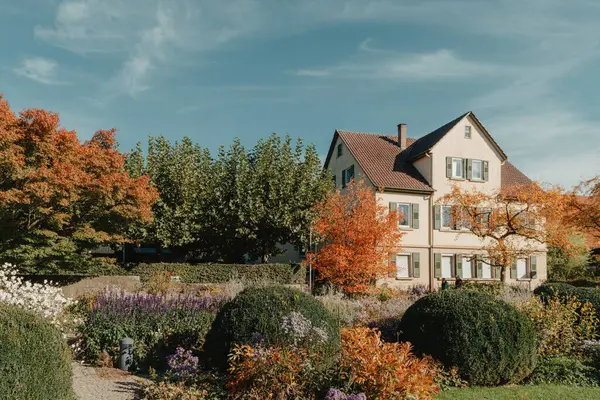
[0,95,158,273]
[439,183,572,282]
[307,180,403,294]
[570,176,600,247]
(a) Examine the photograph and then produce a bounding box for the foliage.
[127,134,331,262]
[204,286,340,371]
[436,385,600,400]
[167,346,199,382]
[323,389,366,400]
[338,327,439,400]
[399,290,537,386]
[535,283,600,320]
[307,180,403,294]
[227,344,330,400]
[0,95,158,273]
[518,295,598,356]
[0,303,74,400]
[433,364,469,391]
[131,262,306,285]
[548,233,592,281]
[141,380,213,400]
[526,356,600,387]
[570,176,600,248]
[0,262,73,327]
[80,288,221,370]
[439,182,573,281]
[145,270,174,295]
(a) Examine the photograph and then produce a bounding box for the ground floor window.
[481,259,492,279]
[442,255,453,278]
[462,257,473,279]
[396,254,410,278]
[516,258,529,279]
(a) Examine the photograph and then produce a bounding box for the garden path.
[72,362,148,400]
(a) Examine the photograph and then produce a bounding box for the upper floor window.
[452,157,464,179]
[342,165,354,188]
[441,205,453,229]
[471,159,483,180]
[465,126,472,138]
[337,144,342,158]
[397,203,411,227]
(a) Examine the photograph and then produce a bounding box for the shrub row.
[0,304,73,399]
[130,263,307,285]
[535,283,600,316]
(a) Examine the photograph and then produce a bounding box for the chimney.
[397,123,407,149]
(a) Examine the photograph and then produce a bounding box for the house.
[322,111,545,290]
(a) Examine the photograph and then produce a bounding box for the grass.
[436,385,600,400]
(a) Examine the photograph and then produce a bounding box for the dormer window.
[465,126,472,138]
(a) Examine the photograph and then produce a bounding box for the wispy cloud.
[13,57,66,85]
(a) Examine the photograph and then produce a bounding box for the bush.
[399,290,536,386]
[81,289,223,370]
[0,303,73,399]
[535,283,600,320]
[518,295,598,356]
[338,327,439,400]
[526,356,600,386]
[204,286,340,370]
[131,262,306,284]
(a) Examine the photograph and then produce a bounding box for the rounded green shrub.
[0,304,73,399]
[204,286,340,370]
[398,290,536,386]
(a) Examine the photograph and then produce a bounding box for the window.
[337,144,342,158]
[516,259,528,279]
[442,255,453,278]
[342,165,354,188]
[441,205,453,229]
[471,159,483,180]
[396,254,410,278]
[481,259,492,279]
[332,174,336,187]
[398,203,411,227]
[452,157,464,179]
[462,256,473,279]
[465,126,472,138]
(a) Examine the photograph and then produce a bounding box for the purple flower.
[167,346,199,379]
[323,388,366,400]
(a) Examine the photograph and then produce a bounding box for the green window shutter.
[476,257,483,278]
[456,254,463,278]
[349,165,355,181]
[412,252,420,278]
[434,253,442,278]
[511,261,517,279]
[530,256,537,279]
[337,144,342,158]
[446,157,452,178]
[411,203,419,229]
[389,253,397,278]
[466,159,473,180]
[483,161,489,181]
[342,169,347,188]
[434,205,441,230]
[389,202,397,212]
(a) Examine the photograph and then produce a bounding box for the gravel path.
[72,363,148,400]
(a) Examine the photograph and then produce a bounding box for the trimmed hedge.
[130,263,307,284]
[204,286,341,370]
[535,283,600,316]
[0,304,74,399]
[399,290,536,386]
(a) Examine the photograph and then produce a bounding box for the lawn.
[436,385,600,400]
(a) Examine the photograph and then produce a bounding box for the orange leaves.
[570,176,600,247]
[308,180,403,294]
[340,328,439,400]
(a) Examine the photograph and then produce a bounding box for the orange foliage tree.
[439,182,573,282]
[570,176,600,248]
[0,95,158,273]
[307,180,403,294]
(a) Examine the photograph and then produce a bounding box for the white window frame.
[396,253,411,279]
[397,203,411,228]
[441,254,454,278]
[471,159,483,181]
[516,258,529,280]
[465,126,472,139]
[451,157,464,179]
[481,258,492,279]
[462,257,473,279]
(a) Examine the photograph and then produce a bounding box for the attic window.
[465,126,472,139]
[337,144,342,158]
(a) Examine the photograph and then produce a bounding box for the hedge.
[399,290,537,386]
[0,304,74,399]
[204,286,341,370]
[535,283,600,316]
[130,263,307,284]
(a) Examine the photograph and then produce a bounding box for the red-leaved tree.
[307,180,403,294]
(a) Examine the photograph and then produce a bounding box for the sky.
[1,0,599,188]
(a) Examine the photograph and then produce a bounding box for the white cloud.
[13,57,66,85]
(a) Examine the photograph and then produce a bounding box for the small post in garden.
[119,337,134,371]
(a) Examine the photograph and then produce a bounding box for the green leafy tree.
[548,233,592,281]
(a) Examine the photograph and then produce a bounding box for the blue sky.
[1,0,599,187]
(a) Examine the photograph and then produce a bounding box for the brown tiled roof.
[501,161,532,187]
[324,125,531,192]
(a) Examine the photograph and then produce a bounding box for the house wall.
[413,154,432,185]
[327,136,373,190]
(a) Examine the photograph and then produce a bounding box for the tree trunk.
[262,251,269,264]
[500,266,508,283]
